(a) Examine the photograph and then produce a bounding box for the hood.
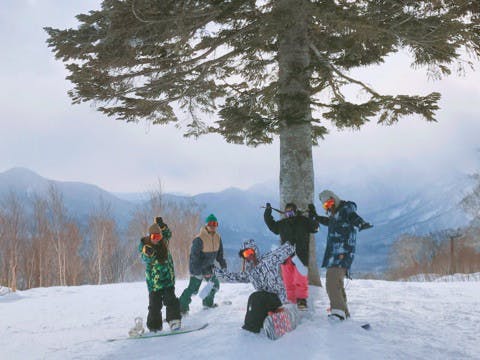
[319,189,342,212]
[241,238,260,256]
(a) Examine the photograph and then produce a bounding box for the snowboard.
[107,323,209,342]
[263,306,299,340]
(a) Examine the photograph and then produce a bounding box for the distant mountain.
[0,167,473,273]
[0,167,134,230]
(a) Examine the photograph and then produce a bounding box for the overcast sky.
[1,1,479,196]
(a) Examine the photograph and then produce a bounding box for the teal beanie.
[205,214,217,223]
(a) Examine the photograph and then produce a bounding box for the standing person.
[264,202,318,310]
[215,239,295,334]
[310,190,373,321]
[138,217,181,332]
[179,214,227,314]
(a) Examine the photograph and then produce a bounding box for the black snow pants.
[242,290,282,333]
[147,287,181,331]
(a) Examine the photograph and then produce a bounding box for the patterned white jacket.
[214,239,294,303]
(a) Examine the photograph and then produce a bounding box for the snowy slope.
[1,278,479,360]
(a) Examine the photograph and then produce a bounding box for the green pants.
[179,275,220,312]
[326,267,350,318]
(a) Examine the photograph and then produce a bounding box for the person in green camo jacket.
[139,217,181,332]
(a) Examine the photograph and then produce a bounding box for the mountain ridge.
[0,167,473,272]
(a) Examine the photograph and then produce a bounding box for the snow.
[1,278,479,359]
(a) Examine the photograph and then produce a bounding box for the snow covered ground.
[1,278,479,360]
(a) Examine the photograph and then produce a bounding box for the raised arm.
[264,203,280,234]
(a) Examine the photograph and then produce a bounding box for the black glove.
[307,203,317,218]
[265,202,272,215]
[359,222,373,231]
[142,244,156,257]
[155,216,166,229]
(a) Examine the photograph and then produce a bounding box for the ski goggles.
[207,221,218,228]
[240,248,255,259]
[284,209,295,218]
[150,233,163,242]
[322,198,335,211]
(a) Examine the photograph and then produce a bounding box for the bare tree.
[86,198,118,285]
[166,200,201,278]
[0,191,27,291]
[45,184,70,286]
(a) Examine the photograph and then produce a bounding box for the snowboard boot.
[168,319,181,331]
[296,298,308,311]
[128,317,145,337]
[328,308,346,322]
[202,303,218,310]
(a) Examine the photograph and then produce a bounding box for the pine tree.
[45,0,480,284]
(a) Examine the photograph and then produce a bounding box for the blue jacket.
[316,201,367,270]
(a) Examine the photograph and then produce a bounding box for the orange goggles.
[207,221,218,227]
[241,248,255,259]
[150,233,163,242]
[322,198,335,211]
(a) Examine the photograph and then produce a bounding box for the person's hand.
[265,202,272,215]
[142,244,155,257]
[155,216,166,228]
[307,203,317,218]
[359,222,373,231]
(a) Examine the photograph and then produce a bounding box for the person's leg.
[163,287,181,323]
[293,265,309,308]
[242,291,282,333]
[179,276,202,313]
[147,291,163,331]
[326,267,348,319]
[202,275,220,307]
[281,257,296,304]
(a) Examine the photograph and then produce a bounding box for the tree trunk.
[276,0,321,286]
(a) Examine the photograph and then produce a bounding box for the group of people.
[137,189,372,335]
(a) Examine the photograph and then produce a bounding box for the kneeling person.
[215,239,294,333]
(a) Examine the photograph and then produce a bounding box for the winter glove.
[142,244,156,257]
[359,222,373,231]
[155,216,167,229]
[307,203,317,218]
[265,202,272,215]
[292,255,308,276]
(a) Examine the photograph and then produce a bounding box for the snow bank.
[1,279,479,359]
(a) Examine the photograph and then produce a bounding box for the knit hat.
[148,223,161,234]
[318,190,341,210]
[205,214,218,223]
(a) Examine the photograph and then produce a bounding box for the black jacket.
[264,209,318,266]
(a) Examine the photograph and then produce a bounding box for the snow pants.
[281,257,308,303]
[179,275,220,312]
[242,291,282,333]
[147,286,181,331]
[326,267,350,318]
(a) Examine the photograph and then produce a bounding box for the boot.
[296,298,308,311]
[168,319,181,331]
